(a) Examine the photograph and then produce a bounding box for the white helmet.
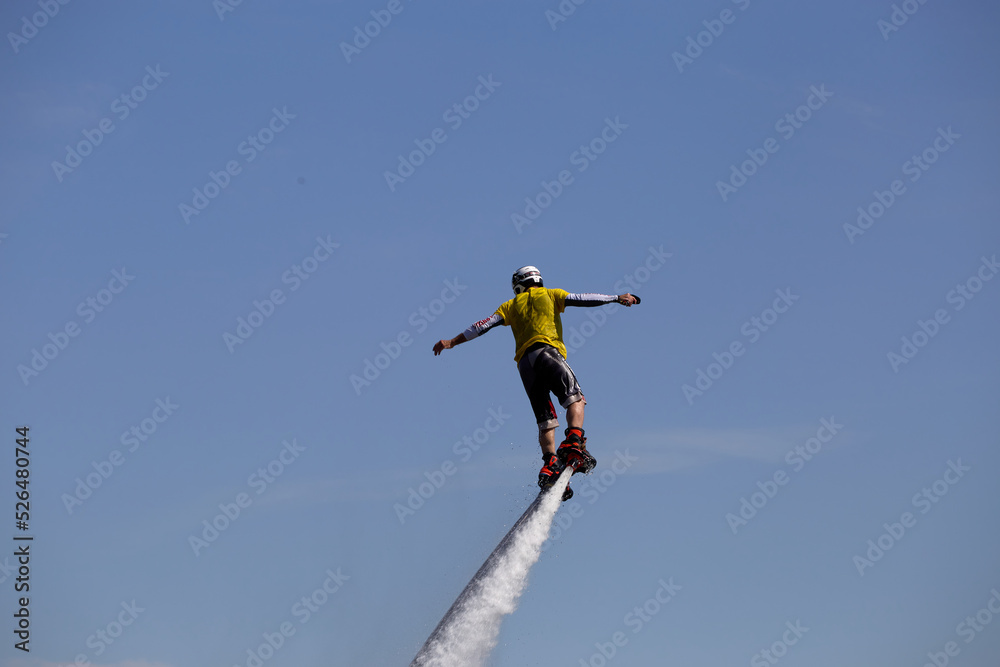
[512,266,543,294]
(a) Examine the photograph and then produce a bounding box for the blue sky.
[1,0,998,665]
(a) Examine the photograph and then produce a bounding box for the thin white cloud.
[7,81,116,132]
[606,423,854,476]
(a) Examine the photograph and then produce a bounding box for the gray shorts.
[517,343,584,432]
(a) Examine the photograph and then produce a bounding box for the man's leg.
[519,350,560,460]
[566,399,584,429]
[539,427,556,457]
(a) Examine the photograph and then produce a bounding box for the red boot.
[538,454,573,501]
[557,427,596,474]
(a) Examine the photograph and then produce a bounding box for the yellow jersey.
[494,287,570,362]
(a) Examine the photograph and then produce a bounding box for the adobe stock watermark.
[0,557,16,585]
[50,65,170,182]
[716,85,833,202]
[393,406,512,524]
[178,106,296,224]
[16,267,135,387]
[61,397,179,514]
[214,0,247,21]
[750,620,809,667]
[672,0,753,73]
[339,0,415,63]
[682,288,799,405]
[350,278,467,395]
[7,0,73,54]
[511,117,628,234]
[852,459,971,576]
[725,417,844,535]
[877,0,932,41]
[564,245,671,355]
[577,577,682,666]
[543,449,638,552]
[544,0,591,31]
[72,600,145,664]
[232,566,349,667]
[187,438,307,556]
[844,127,960,244]
[919,587,1000,667]
[886,254,997,373]
[384,75,501,192]
[222,236,340,353]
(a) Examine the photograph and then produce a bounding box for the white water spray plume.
[410,468,572,667]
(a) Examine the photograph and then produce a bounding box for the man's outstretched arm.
[433,313,504,355]
[565,292,640,307]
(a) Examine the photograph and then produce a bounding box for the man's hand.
[617,293,639,306]
[433,333,467,356]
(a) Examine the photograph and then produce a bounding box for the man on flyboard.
[433,266,640,500]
